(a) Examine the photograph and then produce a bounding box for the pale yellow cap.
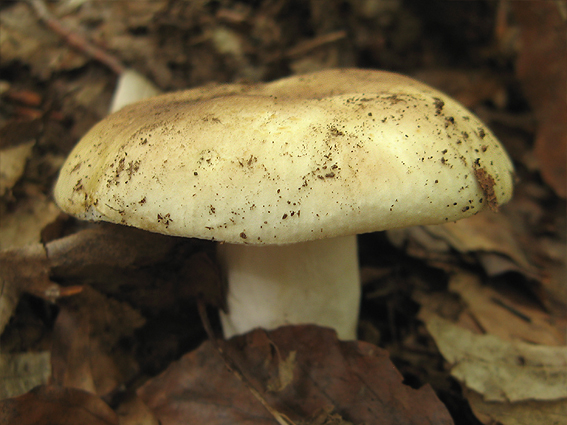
[54,69,514,244]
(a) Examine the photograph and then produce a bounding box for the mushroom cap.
[54,69,514,245]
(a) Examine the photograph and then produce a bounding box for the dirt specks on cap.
[473,159,498,211]
[433,97,444,115]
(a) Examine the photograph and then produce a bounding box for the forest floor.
[0,1,566,424]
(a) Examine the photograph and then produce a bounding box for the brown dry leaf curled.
[449,272,566,346]
[0,385,118,425]
[422,211,537,277]
[420,310,567,403]
[51,286,145,396]
[0,352,51,399]
[266,347,297,393]
[0,196,61,251]
[138,325,455,425]
[0,3,88,79]
[0,244,54,334]
[46,224,224,310]
[386,209,540,281]
[465,387,567,425]
[0,141,34,197]
[513,1,567,198]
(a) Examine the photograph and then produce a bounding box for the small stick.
[284,30,347,59]
[196,298,296,425]
[26,0,125,74]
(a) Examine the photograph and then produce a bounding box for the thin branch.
[284,30,347,59]
[26,0,125,74]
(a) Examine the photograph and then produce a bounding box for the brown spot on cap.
[433,98,444,115]
[473,163,498,211]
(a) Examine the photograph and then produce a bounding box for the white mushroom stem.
[109,69,161,113]
[217,235,360,340]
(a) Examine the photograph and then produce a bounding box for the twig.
[26,0,125,74]
[284,30,347,59]
[197,298,297,425]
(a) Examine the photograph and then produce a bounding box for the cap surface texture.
[54,69,514,244]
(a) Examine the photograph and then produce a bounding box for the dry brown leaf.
[301,406,356,425]
[0,385,118,425]
[1,224,217,337]
[138,325,454,425]
[46,224,224,309]
[0,116,42,150]
[420,310,567,402]
[422,211,537,276]
[115,394,160,425]
[513,1,567,198]
[0,244,55,334]
[0,3,88,79]
[0,352,51,399]
[388,208,544,285]
[46,225,177,272]
[0,141,34,196]
[449,272,566,346]
[266,348,297,393]
[0,195,60,250]
[51,306,96,393]
[465,387,567,425]
[0,268,20,335]
[51,286,145,396]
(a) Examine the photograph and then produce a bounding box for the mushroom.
[54,69,514,340]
